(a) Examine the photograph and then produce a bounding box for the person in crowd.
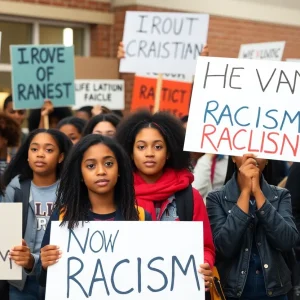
[39,134,151,286]
[207,154,298,300]
[285,162,300,261]
[83,113,121,138]
[180,115,189,129]
[193,154,228,202]
[115,110,215,290]
[28,100,72,131]
[75,106,93,121]
[0,113,21,174]
[57,116,87,145]
[2,129,72,300]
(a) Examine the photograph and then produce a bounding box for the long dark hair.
[55,134,138,229]
[3,129,72,186]
[116,110,190,170]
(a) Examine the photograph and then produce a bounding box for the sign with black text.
[184,56,300,162]
[0,203,22,280]
[120,11,209,75]
[74,80,125,109]
[46,221,204,300]
[10,45,75,109]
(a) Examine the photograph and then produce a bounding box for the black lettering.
[31,47,40,64]
[162,18,172,34]
[17,84,27,100]
[17,48,29,64]
[229,67,244,89]
[186,17,198,35]
[137,15,148,33]
[256,68,277,92]
[204,62,229,89]
[57,47,65,63]
[151,16,162,34]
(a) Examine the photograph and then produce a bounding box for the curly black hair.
[55,134,138,229]
[28,107,73,132]
[57,117,87,134]
[3,129,72,186]
[115,110,190,170]
[76,106,93,119]
[0,113,21,147]
[83,113,121,136]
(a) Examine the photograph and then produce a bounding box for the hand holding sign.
[9,239,34,270]
[40,245,62,269]
[199,263,213,291]
[117,42,125,59]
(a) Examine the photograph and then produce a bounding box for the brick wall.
[114,5,300,114]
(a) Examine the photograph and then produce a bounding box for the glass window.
[0,21,32,63]
[39,25,84,55]
[0,72,12,93]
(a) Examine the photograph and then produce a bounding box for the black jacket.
[206,174,299,299]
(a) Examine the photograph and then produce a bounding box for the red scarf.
[134,168,194,220]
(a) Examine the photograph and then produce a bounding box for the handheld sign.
[238,41,285,61]
[46,221,204,300]
[0,203,22,280]
[74,80,125,110]
[10,45,75,110]
[184,56,300,162]
[119,11,209,75]
[131,73,192,118]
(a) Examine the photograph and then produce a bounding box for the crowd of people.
[0,45,299,300]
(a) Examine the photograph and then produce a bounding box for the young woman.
[206,154,299,300]
[2,129,72,300]
[39,134,151,285]
[83,113,121,138]
[57,116,87,144]
[115,110,215,290]
[75,106,93,121]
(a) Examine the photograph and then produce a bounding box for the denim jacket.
[206,174,299,298]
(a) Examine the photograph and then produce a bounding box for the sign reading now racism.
[10,45,75,109]
[131,73,192,118]
[120,11,209,75]
[238,41,285,61]
[74,80,125,110]
[0,203,22,280]
[46,221,204,300]
[184,56,300,162]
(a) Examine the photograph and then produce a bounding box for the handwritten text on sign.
[46,221,204,300]
[131,74,192,118]
[119,12,209,75]
[184,56,300,162]
[10,45,75,110]
[0,203,22,280]
[238,41,285,61]
[74,80,125,110]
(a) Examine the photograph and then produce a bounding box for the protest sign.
[184,56,300,162]
[74,80,125,110]
[46,221,204,300]
[10,45,75,110]
[131,74,192,118]
[286,59,300,62]
[238,41,285,61]
[119,11,209,75]
[0,203,22,280]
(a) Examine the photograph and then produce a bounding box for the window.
[0,18,90,93]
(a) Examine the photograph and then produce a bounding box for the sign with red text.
[131,73,192,118]
[184,56,300,162]
[119,11,209,75]
[0,203,22,280]
[74,80,125,110]
[238,41,285,61]
[46,221,204,300]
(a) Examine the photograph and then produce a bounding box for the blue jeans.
[9,276,45,300]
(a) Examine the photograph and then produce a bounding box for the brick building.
[0,0,299,113]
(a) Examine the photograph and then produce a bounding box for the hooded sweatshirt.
[134,168,215,268]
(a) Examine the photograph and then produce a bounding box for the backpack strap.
[14,179,31,238]
[175,185,194,221]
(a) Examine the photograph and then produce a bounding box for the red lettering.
[264,132,279,154]
[280,134,299,157]
[233,129,246,150]
[260,131,266,152]
[217,127,232,150]
[248,130,259,153]
[201,124,217,151]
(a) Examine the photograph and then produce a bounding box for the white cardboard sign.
[136,73,193,83]
[184,56,300,162]
[120,11,209,75]
[238,41,286,61]
[0,203,22,280]
[46,221,204,300]
[74,79,125,110]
